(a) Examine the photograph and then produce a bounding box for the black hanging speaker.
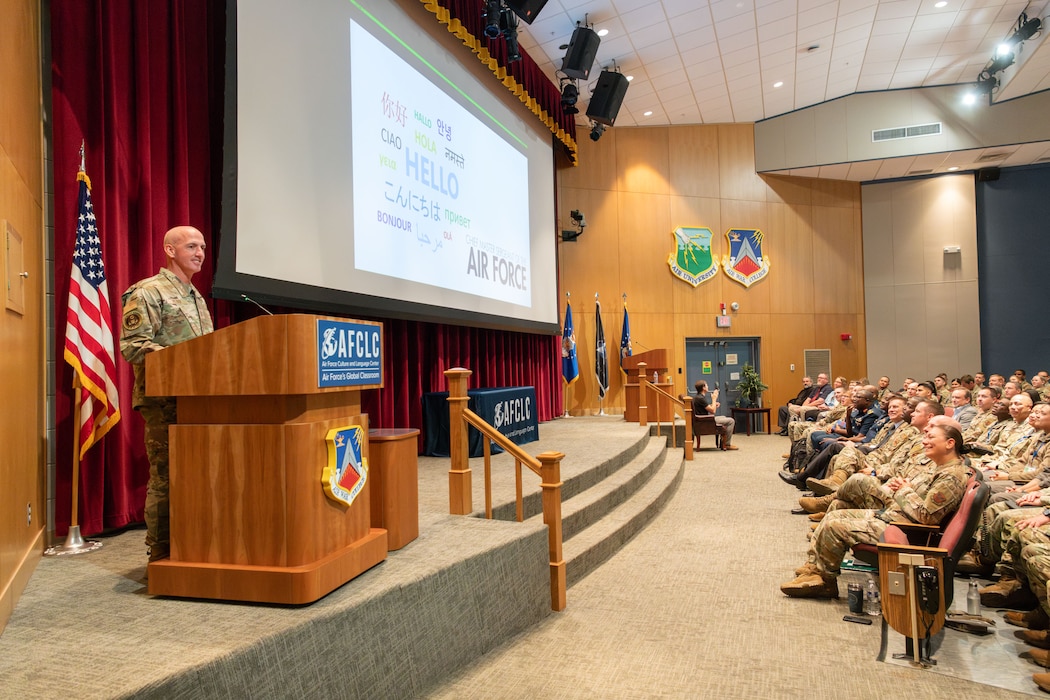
[586,71,629,126]
[505,0,549,24]
[977,167,1001,182]
[560,26,600,80]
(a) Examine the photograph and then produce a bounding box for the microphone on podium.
[240,294,274,316]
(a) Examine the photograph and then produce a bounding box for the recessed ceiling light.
[773,81,783,88]
[644,110,653,116]
[597,28,609,37]
[947,166,959,171]
[935,1,947,7]
[626,75,634,81]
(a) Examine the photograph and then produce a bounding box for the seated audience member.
[983,403,1050,492]
[974,372,987,390]
[777,376,814,435]
[914,381,937,401]
[934,373,951,406]
[950,388,977,430]
[1033,374,1050,402]
[972,393,1036,468]
[875,376,892,402]
[693,380,737,451]
[990,374,1007,389]
[1016,369,1034,391]
[964,386,1003,443]
[787,372,832,424]
[780,424,968,599]
[1004,380,1023,401]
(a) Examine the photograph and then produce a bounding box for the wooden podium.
[144,314,388,604]
[622,349,673,422]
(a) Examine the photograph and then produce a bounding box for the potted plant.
[735,363,768,407]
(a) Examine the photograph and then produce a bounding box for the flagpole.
[45,374,102,556]
[46,147,105,557]
[563,292,572,418]
[596,293,607,416]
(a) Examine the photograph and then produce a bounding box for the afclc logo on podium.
[322,425,367,507]
[316,319,383,388]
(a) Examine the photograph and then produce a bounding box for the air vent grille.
[872,122,942,142]
[804,349,831,382]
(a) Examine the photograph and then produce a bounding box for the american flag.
[63,170,120,459]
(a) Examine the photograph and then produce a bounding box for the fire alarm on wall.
[840,333,852,341]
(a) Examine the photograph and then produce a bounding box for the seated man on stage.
[780,424,968,599]
[694,380,737,451]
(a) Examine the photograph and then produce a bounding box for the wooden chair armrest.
[876,542,948,557]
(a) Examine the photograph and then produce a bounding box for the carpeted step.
[558,444,685,588]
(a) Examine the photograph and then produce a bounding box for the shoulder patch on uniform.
[123,310,144,331]
[931,491,946,505]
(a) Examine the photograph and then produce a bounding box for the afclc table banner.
[422,386,539,457]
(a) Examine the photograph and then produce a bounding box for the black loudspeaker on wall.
[586,71,629,126]
[505,0,549,24]
[977,167,1001,182]
[561,26,600,80]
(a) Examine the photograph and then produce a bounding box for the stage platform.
[0,416,677,698]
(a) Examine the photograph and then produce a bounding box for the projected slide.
[350,21,531,307]
[220,0,558,332]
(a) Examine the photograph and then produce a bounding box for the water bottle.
[865,577,881,616]
[653,371,658,383]
[967,580,981,615]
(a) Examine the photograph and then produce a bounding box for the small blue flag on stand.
[595,300,608,399]
[619,302,632,375]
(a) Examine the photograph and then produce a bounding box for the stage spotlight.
[1009,16,1042,44]
[589,122,605,141]
[560,80,579,115]
[988,49,1015,74]
[500,8,521,62]
[484,0,502,39]
[964,73,998,104]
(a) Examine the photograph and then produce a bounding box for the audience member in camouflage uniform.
[120,225,214,561]
[963,386,1003,444]
[780,424,968,599]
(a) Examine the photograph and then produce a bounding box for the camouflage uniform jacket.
[873,430,926,481]
[975,422,1035,469]
[880,457,967,525]
[963,410,997,444]
[120,267,214,408]
[994,430,1050,482]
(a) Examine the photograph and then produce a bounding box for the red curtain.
[50,1,562,537]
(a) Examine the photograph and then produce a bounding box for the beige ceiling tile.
[669,8,715,34]
[797,19,836,45]
[872,17,915,36]
[837,5,879,31]
[714,12,756,39]
[888,69,933,87]
[709,0,754,22]
[758,15,797,42]
[875,1,920,21]
[660,0,704,18]
[759,32,797,55]
[856,73,893,90]
[645,54,687,78]
[756,0,798,24]
[629,22,676,51]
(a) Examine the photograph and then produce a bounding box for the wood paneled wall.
[558,124,865,415]
[0,0,46,633]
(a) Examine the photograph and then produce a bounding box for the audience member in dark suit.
[777,376,814,434]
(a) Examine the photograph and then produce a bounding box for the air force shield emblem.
[722,228,770,288]
[668,226,719,287]
[323,425,368,507]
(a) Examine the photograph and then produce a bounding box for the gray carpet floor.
[424,421,1034,699]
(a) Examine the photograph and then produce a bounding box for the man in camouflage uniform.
[963,386,1002,443]
[120,225,213,561]
[781,426,968,599]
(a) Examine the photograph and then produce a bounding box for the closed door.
[684,338,760,416]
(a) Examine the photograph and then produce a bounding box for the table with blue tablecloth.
[421,386,539,457]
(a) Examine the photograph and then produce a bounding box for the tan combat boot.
[1016,629,1050,649]
[781,565,839,599]
[1008,607,1050,630]
[799,493,835,514]
[1035,673,1050,692]
[806,469,850,496]
[981,576,1037,609]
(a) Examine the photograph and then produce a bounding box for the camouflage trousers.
[827,473,893,513]
[138,399,177,559]
[980,505,1050,579]
[807,509,888,575]
[1022,543,1050,615]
